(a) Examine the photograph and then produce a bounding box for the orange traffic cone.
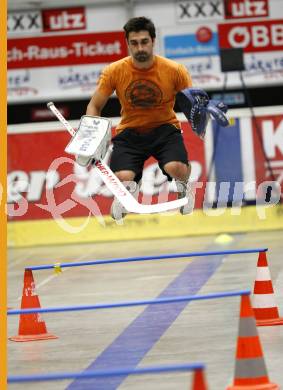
[252,252,283,326]
[9,269,57,342]
[191,368,208,389]
[227,294,279,390]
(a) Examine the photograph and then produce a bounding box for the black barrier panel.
[220,48,245,73]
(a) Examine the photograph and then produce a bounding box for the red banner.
[7,31,128,69]
[218,19,283,52]
[7,123,206,221]
[224,0,269,19]
[252,115,283,193]
[7,112,283,221]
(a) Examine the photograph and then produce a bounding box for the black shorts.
[110,124,189,182]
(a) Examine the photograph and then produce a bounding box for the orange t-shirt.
[96,55,192,133]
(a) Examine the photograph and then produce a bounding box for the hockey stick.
[47,102,188,214]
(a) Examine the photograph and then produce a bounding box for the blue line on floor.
[67,237,244,390]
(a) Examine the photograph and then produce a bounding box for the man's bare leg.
[110,170,138,224]
[163,161,195,215]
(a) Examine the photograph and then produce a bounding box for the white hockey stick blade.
[94,160,188,213]
[47,102,188,214]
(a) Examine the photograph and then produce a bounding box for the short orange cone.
[9,269,58,342]
[252,252,283,326]
[227,294,279,390]
[191,368,208,389]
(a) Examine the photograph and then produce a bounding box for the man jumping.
[86,16,227,222]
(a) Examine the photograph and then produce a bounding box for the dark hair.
[123,17,156,41]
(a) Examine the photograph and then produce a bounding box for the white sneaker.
[110,181,139,224]
[176,180,195,215]
[110,198,127,225]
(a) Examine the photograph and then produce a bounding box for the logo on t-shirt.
[125,79,163,108]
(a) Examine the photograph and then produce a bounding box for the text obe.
[228,23,283,48]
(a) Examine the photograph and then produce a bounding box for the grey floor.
[8,231,283,389]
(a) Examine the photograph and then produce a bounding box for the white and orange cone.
[252,252,283,326]
[227,294,279,390]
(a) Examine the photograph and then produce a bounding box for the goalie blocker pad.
[176,88,229,139]
[65,115,112,166]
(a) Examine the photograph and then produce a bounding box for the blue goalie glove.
[176,88,229,139]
